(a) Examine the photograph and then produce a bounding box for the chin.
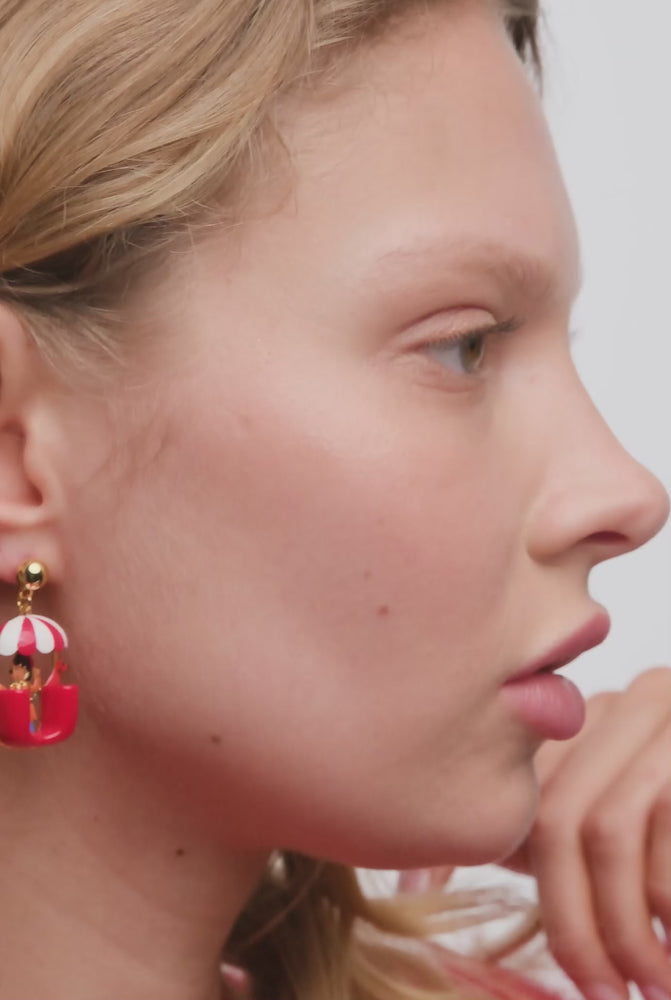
[353,769,540,871]
[441,819,535,868]
[453,792,539,868]
[330,804,538,872]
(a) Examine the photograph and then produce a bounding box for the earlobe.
[0,303,64,584]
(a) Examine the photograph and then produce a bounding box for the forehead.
[265,0,579,310]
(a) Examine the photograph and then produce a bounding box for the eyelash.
[425,315,522,375]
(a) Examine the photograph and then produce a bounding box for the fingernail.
[583,986,624,1000]
[641,988,671,1000]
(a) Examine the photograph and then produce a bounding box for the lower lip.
[501,673,586,740]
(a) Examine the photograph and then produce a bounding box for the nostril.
[586,531,628,546]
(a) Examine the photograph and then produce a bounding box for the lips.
[500,610,611,740]
[506,610,612,684]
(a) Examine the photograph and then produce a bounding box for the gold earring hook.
[16,561,47,615]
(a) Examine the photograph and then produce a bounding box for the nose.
[525,378,670,567]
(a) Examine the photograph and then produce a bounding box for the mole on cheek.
[175,848,186,858]
[210,734,222,745]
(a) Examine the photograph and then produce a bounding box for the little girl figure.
[5,654,41,731]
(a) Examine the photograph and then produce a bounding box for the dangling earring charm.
[0,562,77,748]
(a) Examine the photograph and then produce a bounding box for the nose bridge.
[526,371,669,564]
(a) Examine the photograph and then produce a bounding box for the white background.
[541,0,671,695]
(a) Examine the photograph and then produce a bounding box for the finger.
[581,722,671,999]
[502,694,623,875]
[529,812,628,1000]
[647,783,671,943]
[522,671,671,997]
[509,679,669,879]
[537,669,671,819]
[532,690,619,787]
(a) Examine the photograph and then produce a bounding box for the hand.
[503,667,671,1000]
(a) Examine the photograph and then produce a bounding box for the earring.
[0,561,77,748]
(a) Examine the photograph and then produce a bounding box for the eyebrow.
[367,237,583,307]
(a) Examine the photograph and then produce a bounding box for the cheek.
[172,370,521,701]
[62,364,536,865]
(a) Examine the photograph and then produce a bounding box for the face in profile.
[55,0,668,869]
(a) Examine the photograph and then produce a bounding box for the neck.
[0,717,267,1000]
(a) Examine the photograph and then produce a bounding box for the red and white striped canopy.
[0,615,68,656]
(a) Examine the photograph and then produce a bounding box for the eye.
[425,317,524,376]
[425,330,489,375]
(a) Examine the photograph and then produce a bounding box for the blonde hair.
[0,2,548,998]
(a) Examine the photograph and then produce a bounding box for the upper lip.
[506,610,611,683]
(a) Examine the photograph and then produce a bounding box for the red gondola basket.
[0,614,77,748]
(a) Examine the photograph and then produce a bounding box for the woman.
[0,1,669,999]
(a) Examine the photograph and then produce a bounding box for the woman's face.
[56,0,668,867]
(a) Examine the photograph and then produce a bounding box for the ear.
[0,303,65,586]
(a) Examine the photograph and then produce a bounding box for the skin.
[508,670,671,1000]
[0,2,666,999]
[410,670,671,1000]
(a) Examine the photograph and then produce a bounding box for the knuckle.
[587,691,618,714]
[628,666,671,699]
